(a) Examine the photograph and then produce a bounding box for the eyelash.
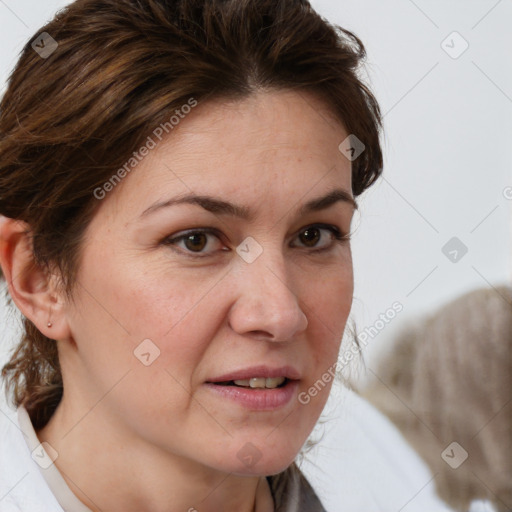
[161,223,351,259]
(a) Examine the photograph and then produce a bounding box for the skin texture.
[0,89,355,512]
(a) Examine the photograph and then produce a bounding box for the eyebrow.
[139,188,358,221]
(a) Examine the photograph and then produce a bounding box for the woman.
[0,0,383,510]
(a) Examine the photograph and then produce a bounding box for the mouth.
[206,364,301,385]
[204,366,300,410]
[212,377,289,389]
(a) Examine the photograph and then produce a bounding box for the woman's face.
[62,89,355,475]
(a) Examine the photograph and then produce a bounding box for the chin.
[225,445,299,477]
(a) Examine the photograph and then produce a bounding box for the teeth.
[233,379,251,387]
[250,377,266,389]
[262,377,286,388]
[233,377,286,389]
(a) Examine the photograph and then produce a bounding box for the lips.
[205,374,300,410]
[205,365,302,409]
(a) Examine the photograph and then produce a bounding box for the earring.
[47,321,53,328]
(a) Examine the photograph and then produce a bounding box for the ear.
[0,216,71,341]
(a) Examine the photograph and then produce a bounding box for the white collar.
[17,405,93,512]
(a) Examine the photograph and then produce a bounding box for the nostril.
[250,330,278,341]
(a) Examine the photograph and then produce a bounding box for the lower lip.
[204,380,299,410]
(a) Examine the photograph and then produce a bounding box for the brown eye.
[292,224,348,251]
[299,227,321,247]
[183,232,208,252]
[162,228,226,258]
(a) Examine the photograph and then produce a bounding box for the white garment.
[296,385,457,512]
[467,500,498,512]
[0,403,74,512]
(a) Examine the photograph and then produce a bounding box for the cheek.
[66,250,222,394]
[300,263,353,385]
[64,264,225,438]
[302,262,353,338]
[74,244,220,342]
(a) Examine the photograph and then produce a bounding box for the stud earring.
[47,321,53,328]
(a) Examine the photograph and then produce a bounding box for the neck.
[36,396,275,512]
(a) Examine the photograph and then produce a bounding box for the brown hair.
[0,0,383,432]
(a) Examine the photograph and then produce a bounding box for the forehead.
[105,90,353,221]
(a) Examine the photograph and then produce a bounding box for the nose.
[227,248,308,342]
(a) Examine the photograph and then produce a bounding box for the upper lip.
[207,365,301,383]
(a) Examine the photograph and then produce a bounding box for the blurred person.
[362,285,512,512]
